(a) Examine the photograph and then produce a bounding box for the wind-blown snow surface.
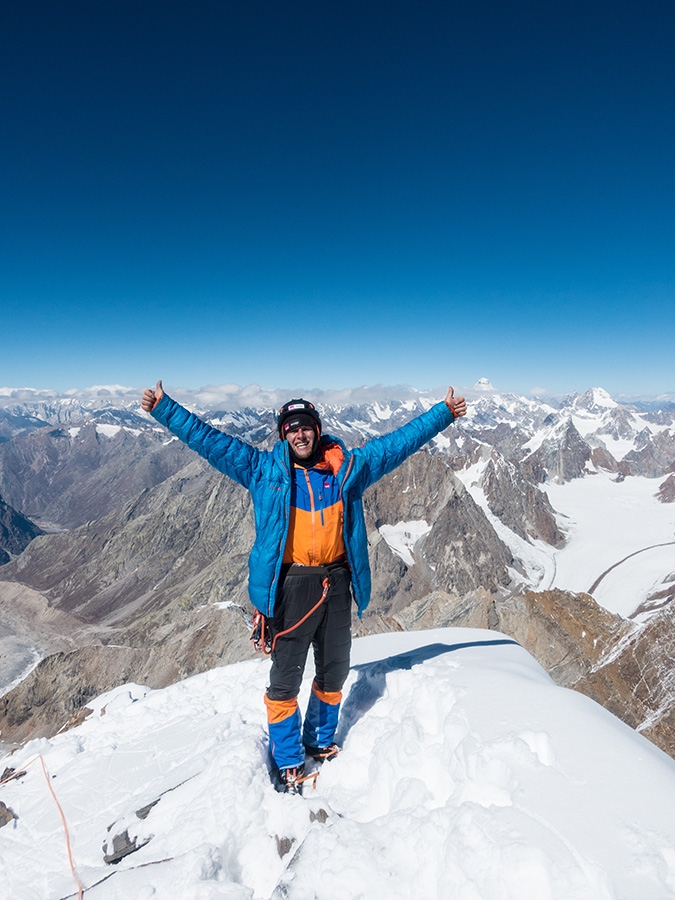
[2,629,675,899]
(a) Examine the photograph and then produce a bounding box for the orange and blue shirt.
[283,444,346,566]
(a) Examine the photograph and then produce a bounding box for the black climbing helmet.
[277,398,322,439]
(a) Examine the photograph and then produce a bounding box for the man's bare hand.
[445,386,467,418]
[141,380,164,413]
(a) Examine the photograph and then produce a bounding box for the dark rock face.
[523,420,592,484]
[578,604,675,757]
[421,493,512,596]
[657,473,675,503]
[589,446,620,473]
[479,454,564,546]
[0,495,43,564]
[362,453,513,618]
[623,430,675,478]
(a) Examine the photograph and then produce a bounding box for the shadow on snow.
[337,639,520,743]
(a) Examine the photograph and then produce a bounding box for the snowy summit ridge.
[2,628,675,899]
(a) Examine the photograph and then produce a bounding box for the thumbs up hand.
[445,386,467,418]
[141,380,164,412]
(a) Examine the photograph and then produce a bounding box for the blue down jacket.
[151,394,454,616]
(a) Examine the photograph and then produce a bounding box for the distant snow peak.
[577,387,618,412]
[474,378,495,392]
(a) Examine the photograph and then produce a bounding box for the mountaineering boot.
[304,742,340,762]
[279,764,305,795]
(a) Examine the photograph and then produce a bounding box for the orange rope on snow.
[0,755,85,899]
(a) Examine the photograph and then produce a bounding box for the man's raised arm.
[140,379,262,491]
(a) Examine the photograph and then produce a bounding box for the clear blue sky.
[2,0,674,398]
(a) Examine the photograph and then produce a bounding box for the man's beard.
[289,435,322,468]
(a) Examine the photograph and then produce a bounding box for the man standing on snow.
[141,381,467,792]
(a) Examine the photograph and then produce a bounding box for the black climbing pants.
[267,563,352,701]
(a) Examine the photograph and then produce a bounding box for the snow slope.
[2,628,675,899]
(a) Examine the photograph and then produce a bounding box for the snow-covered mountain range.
[0,379,674,763]
[2,380,672,620]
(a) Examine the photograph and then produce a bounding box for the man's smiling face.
[285,424,317,460]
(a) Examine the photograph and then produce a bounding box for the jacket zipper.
[303,468,318,564]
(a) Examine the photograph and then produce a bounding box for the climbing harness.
[250,575,331,656]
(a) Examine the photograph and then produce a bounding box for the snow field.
[1,629,675,899]
[377,519,433,566]
[457,463,675,619]
[544,474,675,617]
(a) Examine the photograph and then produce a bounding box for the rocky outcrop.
[0,801,16,827]
[479,454,564,546]
[576,604,675,757]
[623,429,675,478]
[362,452,513,618]
[657,473,675,503]
[0,495,42,564]
[590,446,621,474]
[488,589,635,685]
[523,420,592,484]
[482,589,675,759]
[387,588,494,633]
